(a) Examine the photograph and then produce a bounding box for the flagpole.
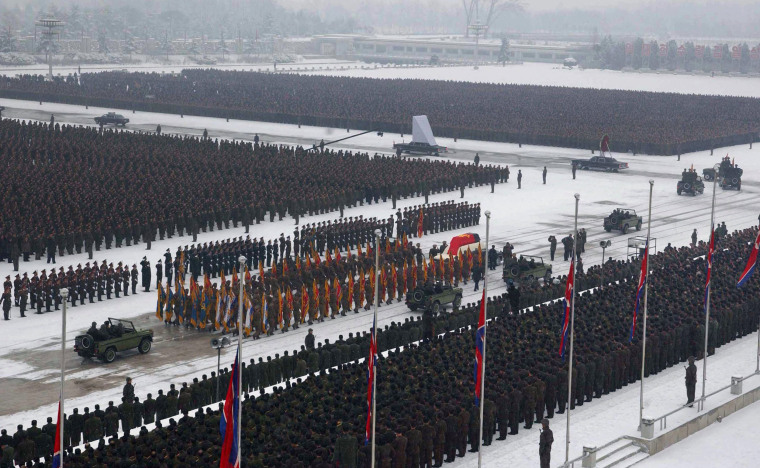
[237,256,245,464]
[565,193,579,465]
[477,211,491,468]
[701,164,719,409]
[60,288,69,468]
[639,180,654,430]
[371,229,381,468]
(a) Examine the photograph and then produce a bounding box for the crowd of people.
[2,70,760,154]
[0,119,503,271]
[5,220,756,467]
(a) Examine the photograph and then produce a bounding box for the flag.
[301,285,309,322]
[219,354,240,468]
[704,229,715,312]
[216,280,225,330]
[358,270,366,309]
[262,294,269,333]
[364,316,379,445]
[335,277,342,306]
[156,282,165,319]
[52,399,62,468]
[286,287,293,311]
[474,290,486,406]
[190,277,199,327]
[422,257,428,282]
[312,248,321,266]
[232,267,238,286]
[335,246,342,262]
[177,276,186,325]
[244,266,251,284]
[367,239,372,257]
[296,255,301,272]
[259,261,264,280]
[283,260,288,274]
[244,294,253,336]
[278,288,283,326]
[326,248,333,265]
[559,258,575,360]
[348,275,354,307]
[272,262,277,276]
[358,242,363,257]
[630,239,649,342]
[165,284,174,323]
[417,208,424,237]
[737,231,760,287]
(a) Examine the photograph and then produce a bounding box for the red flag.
[219,355,240,468]
[417,208,424,238]
[559,258,575,359]
[737,230,760,287]
[365,316,378,444]
[704,229,715,311]
[474,290,486,405]
[52,399,62,468]
[630,239,649,341]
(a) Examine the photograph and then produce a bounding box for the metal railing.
[560,435,641,468]
[650,369,759,431]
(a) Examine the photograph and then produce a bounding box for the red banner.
[677,45,686,58]
[751,47,759,60]
[731,45,740,59]
[659,44,667,57]
[642,43,651,57]
[695,45,705,59]
[713,45,723,59]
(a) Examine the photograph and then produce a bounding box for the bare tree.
[483,0,522,37]
[462,0,477,37]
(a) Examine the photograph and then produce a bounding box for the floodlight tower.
[36,17,65,80]
[468,20,488,70]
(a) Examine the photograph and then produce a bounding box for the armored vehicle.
[677,169,705,195]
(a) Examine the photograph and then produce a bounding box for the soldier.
[83,410,102,442]
[542,166,547,184]
[1,287,11,320]
[155,390,168,421]
[517,169,523,189]
[686,356,697,407]
[406,422,422,466]
[539,419,553,468]
[67,408,83,447]
[141,257,151,292]
[143,393,156,424]
[332,424,358,468]
[131,264,139,294]
[548,235,557,261]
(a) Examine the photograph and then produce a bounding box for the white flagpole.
[565,193,579,465]
[639,180,654,429]
[701,165,719,409]
[237,256,245,464]
[477,211,491,468]
[371,229,381,468]
[60,288,69,468]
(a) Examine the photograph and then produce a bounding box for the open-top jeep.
[603,208,642,234]
[406,284,463,314]
[503,255,552,283]
[74,318,153,363]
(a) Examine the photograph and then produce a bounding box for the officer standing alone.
[539,418,553,468]
[685,356,697,407]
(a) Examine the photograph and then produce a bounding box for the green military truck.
[406,284,463,314]
[74,318,154,363]
[503,255,552,283]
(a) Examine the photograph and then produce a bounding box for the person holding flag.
[155,282,165,320]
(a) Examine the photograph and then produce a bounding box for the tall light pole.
[701,164,720,409]
[371,229,381,468]
[477,211,490,468]
[565,193,580,465]
[59,288,68,468]
[237,256,246,462]
[599,240,611,291]
[468,21,488,70]
[639,180,654,429]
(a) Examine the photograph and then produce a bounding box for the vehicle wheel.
[636,220,642,231]
[138,338,152,354]
[610,215,619,225]
[453,295,462,308]
[737,182,741,191]
[683,183,691,190]
[704,174,712,181]
[604,227,611,232]
[409,305,418,311]
[103,347,116,363]
[413,289,424,302]
[677,188,682,195]
[509,266,519,276]
[431,301,441,315]
[612,169,619,173]
[622,223,629,234]
[80,334,94,351]
[434,152,439,156]
[582,165,588,170]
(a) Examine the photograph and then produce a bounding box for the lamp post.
[599,240,611,290]
[700,164,720,411]
[210,336,231,401]
[370,229,381,468]
[468,21,488,70]
[59,288,68,468]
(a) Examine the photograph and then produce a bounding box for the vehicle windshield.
[108,318,136,332]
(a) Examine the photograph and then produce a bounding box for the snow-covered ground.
[306,62,760,98]
[1,63,760,466]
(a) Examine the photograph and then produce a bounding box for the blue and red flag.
[474,290,486,406]
[704,229,715,312]
[630,240,649,341]
[737,231,760,288]
[219,354,240,468]
[364,316,379,445]
[559,258,575,360]
[52,399,61,468]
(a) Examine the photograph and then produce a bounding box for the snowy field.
[307,61,760,98]
[1,63,760,467]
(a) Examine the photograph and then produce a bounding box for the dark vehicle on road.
[94,112,129,126]
[604,208,642,233]
[571,156,629,172]
[74,318,153,363]
[406,284,463,314]
[677,169,705,195]
[502,255,552,283]
[393,141,447,156]
[720,166,742,191]
[703,155,743,182]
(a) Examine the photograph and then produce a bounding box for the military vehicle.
[406,284,463,314]
[502,255,552,283]
[703,155,743,182]
[720,166,742,191]
[677,169,705,195]
[571,155,629,172]
[603,208,642,233]
[74,318,153,363]
[393,115,447,156]
[94,112,129,126]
